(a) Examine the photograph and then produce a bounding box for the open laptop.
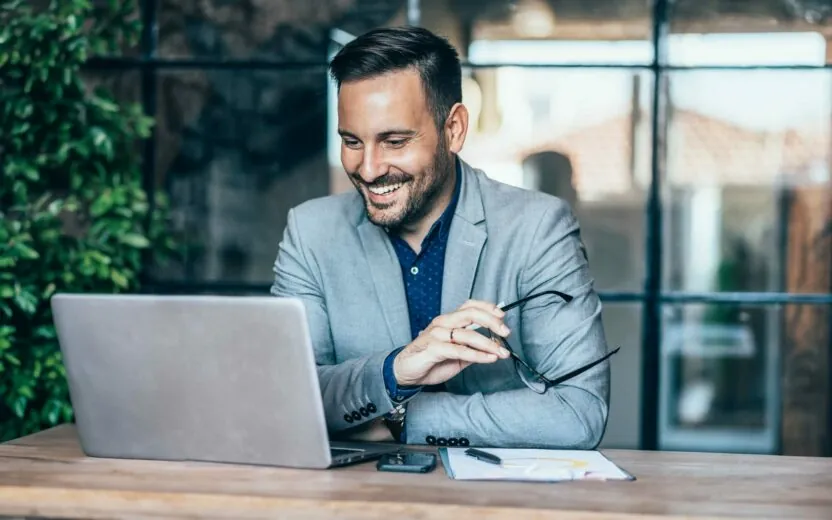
[50,293,399,469]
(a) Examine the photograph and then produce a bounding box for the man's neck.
[397,169,458,253]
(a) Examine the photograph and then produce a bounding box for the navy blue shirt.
[382,162,462,411]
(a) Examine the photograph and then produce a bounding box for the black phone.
[376,451,437,473]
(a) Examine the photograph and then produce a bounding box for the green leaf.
[33,326,56,340]
[22,165,39,182]
[111,270,128,289]
[13,242,39,260]
[91,96,118,113]
[119,233,149,248]
[42,283,56,299]
[12,286,38,315]
[13,397,27,419]
[89,191,112,217]
[47,401,60,425]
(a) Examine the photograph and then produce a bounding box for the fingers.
[433,326,509,359]
[430,341,499,364]
[434,306,510,338]
[458,299,505,317]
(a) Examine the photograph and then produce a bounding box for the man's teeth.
[368,182,404,195]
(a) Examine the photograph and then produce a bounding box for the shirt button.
[410,266,419,275]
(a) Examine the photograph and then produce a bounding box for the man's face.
[337,69,454,229]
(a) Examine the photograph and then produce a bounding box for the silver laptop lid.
[50,293,333,468]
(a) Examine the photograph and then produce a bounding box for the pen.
[465,448,502,465]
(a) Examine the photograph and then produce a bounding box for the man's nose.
[359,147,388,183]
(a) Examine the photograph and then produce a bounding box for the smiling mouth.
[367,182,405,196]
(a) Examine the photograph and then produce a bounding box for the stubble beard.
[353,140,455,230]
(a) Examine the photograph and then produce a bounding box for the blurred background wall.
[90,0,831,455]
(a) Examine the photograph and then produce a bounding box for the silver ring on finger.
[450,328,457,343]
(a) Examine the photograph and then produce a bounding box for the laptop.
[50,293,399,469]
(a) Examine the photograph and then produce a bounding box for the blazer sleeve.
[403,200,611,449]
[270,208,399,433]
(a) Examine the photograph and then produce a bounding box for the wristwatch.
[383,403,407,442]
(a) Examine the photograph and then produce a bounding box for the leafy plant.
[0,0,177,440]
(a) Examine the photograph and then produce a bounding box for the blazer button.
[359,407,369,417]
[344,413,354,423]
[448,438,459,446]
[459,437,470,447]
[426,436,437,445]
[367,403,377,413]
[437,437,448,446]
[351,411,362,421]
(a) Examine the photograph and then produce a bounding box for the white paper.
[443,448,632,482]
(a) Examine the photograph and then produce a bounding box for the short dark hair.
[329,26,462,130]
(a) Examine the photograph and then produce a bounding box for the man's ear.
[445,102,469,154]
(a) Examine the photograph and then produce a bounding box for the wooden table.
[1,425,830,519]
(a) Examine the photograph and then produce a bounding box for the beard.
[349,138,455,230]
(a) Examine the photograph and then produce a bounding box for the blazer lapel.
[357,222,413,349]
[442,159,487,314]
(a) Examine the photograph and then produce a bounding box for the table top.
[1,425,830,519]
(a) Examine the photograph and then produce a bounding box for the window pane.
[421,0,653,65]
[660,302,832,455]
[664,70,832,293]
[152,68,329,283]
[669,0,832,66]
[598,303,643,450]
[443,67,652,292]
[158,0,406,59]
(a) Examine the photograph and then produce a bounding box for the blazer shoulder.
[478,173,575,225]
[289,190,363,233]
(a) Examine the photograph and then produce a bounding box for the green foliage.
[0,0,177,440]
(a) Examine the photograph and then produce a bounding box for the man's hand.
[393,300,511,387]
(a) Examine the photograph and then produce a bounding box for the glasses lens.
[489,331,549,394]
[514,358,548,394]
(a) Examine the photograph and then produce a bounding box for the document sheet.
[439,447,634,482]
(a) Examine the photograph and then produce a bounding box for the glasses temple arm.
[547,347,621,387]
[500,290,574,312]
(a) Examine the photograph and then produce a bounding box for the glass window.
[158,0,408,59]
[664,70,832,293]
[659,303,784,454]
[457,66,653,292]
[669,0,831,66]
[152,68,329,283]
[422,0,654,65]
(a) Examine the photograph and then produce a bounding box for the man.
[271,26,611,449]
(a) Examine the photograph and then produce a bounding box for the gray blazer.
[271,158,610,449]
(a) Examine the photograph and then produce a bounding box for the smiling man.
[270,26,612,449]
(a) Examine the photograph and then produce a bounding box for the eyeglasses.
[487,290,620,394]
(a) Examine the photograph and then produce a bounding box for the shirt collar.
[431,156,462,240]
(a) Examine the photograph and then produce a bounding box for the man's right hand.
[392,300,512,387]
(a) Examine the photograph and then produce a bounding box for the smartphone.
[376,451,437,473]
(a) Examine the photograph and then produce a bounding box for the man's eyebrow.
[337,129,357,138]
[378,129,416,139]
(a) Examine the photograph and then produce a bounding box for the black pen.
[464,448,502,465]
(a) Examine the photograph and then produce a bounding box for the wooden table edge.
[0,485,728,520]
